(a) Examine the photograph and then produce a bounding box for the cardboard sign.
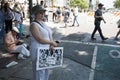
[36,47,63,70]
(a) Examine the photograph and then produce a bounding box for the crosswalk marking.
[60,40,120,47]
[89,46,98,80]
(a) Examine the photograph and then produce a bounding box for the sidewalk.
[0,18,91,80]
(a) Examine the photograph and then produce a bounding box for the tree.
[114,0,120,8]
[70,0,88,9]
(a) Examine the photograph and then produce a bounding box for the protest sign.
[36,47,63,70]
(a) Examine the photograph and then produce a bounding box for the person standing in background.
[40,1,44,8]
[44,5,49,22]
[63,7,69,27]
[56,7,61,23]
[14,11,23,39]
[52,6,57,22]
[13,3,21,12]
[20,3,25,19]
[0,0,5,36]
[115,19,120,40]
[72,5,79,27]
[4,2,14,33]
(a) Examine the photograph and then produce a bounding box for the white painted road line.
[60,40,120,47]
[89,46,98,80]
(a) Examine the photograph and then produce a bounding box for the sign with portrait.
[36,47,63,70]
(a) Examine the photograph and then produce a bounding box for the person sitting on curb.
[4,27,30,59]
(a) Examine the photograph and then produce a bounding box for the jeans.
[91,22,104,39]
[72,16,79,26]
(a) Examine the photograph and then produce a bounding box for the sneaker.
[25,52,30,57]
[91,38,96,40]
[114,37,119,40]
[18,54,26,59]
[26,35,30,38]
[22,43,27,48]
[22,50,30,57]
[64,24,67,28]
[102,37,108,41]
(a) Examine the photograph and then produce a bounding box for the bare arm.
[102,17,106,23]
[95,15,106,23]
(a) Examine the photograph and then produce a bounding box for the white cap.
[12,27,19,33]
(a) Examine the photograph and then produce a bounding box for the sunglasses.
[38,11,45,14]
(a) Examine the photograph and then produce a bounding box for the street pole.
[29,0,33,23]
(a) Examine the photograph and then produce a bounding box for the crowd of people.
[0,0,30,59]
[0,0,28,37]
[50,4,120,41]
[40,5,79,27]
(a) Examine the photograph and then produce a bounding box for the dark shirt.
[56,9,61,15]
[0,54,2,58]
[5,9,14,20]
[0,9,5,36]
[94,9,103,23]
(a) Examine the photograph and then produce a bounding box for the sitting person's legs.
[11,44,30,59]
